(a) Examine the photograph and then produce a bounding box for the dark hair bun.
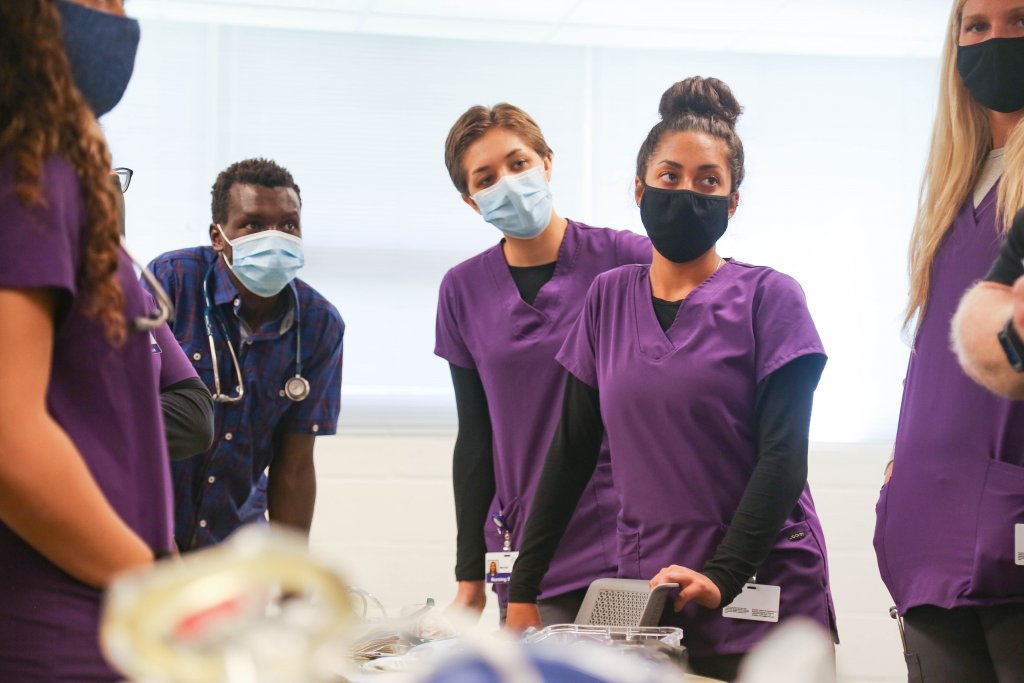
[658,76,742,126]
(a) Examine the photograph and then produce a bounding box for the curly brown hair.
[0,0,126,344]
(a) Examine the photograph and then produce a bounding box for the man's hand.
[505,602,542,632]
[649,565,722,611]
[445,580,487,623]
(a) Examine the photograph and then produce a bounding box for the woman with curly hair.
[0,0,172,678]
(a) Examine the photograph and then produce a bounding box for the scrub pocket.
[485,497,522,551]
[757,520,831,626]
[969,459,1024,597]
[758,521,819,582]
[872,483,896,598]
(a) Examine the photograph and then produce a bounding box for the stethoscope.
[120,236,174,331]
[202,259,309,403]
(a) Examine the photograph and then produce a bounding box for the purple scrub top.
[435,220,651,602]
[0,155,174,681]
[874,185,1024,614]
[557,261,834,658]
[145,290,199,388]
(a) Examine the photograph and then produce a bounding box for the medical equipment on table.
[101,527,354,683]
[525,623,688,670]
[202,260,310,403]
[574,578,679,627]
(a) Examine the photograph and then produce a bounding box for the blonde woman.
[873,0,1024,680]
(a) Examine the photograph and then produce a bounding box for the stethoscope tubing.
[201,258,306,402]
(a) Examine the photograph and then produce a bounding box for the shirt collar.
[209,251,300,337]
[210,253,240,308]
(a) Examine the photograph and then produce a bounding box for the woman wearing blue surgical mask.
[0,0,173,680]
[435,104,651,625]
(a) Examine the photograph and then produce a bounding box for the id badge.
[1016,524,1024,566]
[722,583,780,623]
[485,551,519,584]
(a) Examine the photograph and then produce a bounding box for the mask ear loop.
[120,236,173,331]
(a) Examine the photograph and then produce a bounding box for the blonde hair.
[905,0,1024,330]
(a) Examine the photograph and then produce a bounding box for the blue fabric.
[144,246,343,549]
[57,0,139,118]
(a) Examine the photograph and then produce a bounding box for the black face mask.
[639,186,730,264]
[957,36,1024,114]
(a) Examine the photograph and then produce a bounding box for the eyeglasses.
[111,167,133,193]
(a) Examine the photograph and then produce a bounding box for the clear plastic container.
[524,624,683,647]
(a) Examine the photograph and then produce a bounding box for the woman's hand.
[445,580,487,623]
[650,565,723,611]
[505,602,542,632]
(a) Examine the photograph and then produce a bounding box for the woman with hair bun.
[436,103,651,625]
[507,76,835,681]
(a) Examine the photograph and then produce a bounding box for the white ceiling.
[128,0,952,58]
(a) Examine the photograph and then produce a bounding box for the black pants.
[688,654,744,682]
[902,604,1024,682]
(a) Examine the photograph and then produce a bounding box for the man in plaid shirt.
[145,158,343,550]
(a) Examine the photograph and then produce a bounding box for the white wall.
[310,434,904,683]
[101,11,940,681]
[104,18,936,442]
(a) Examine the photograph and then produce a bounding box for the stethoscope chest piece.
[284,375,310,402]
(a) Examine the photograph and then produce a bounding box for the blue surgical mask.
[57,0,141,118]
[218,227,304,298]
[471,166,553,239]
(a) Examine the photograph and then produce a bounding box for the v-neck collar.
[633,260,732,360]
[484,220,581,339]
[973,179,999,223]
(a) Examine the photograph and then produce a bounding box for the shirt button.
[199,520,207,528]
[192,352,202,361]
[224,432,233,441]
[233,298,240,306]
[312,424,319,433]
[208,476,216,484]
[279,390,285,397]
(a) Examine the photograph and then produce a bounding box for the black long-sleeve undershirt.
[450,261,557,581]
[161,377,215,461]
[508,352,826,606]
[451,364,497,580]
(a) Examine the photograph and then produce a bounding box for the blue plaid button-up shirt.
[145,246,343,549]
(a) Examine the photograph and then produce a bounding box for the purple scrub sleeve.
[550,261,834,657]
[0,155,173,681]
[143,289,198,388]
[875,185,1024,614]
[434,221,650,602]
[154,320,198,387]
